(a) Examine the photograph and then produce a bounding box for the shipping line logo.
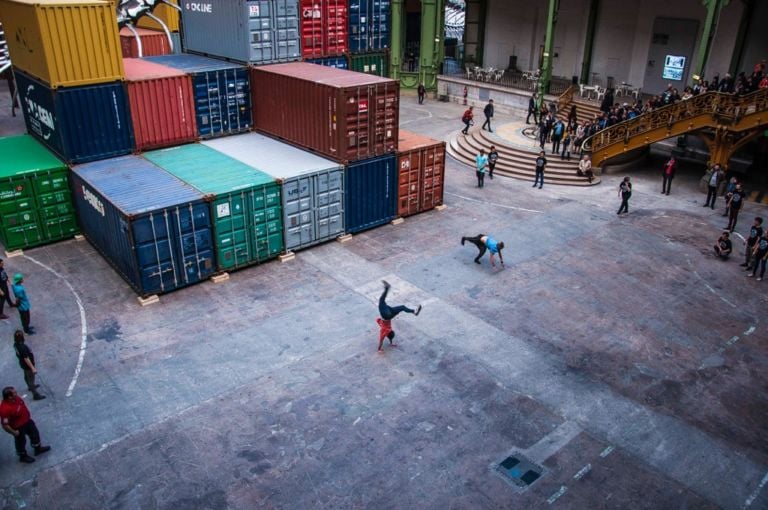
[23,85,54,141]
[185,2,212,13]
[82,186,106,217]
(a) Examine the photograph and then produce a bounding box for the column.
[391,0,404,80]
[537,0,559,99]
[579,0,600,85]
[692,0,729,85]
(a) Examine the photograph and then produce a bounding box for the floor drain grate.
[496,452,543,489]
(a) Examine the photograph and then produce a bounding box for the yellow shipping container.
[0,0,124,88]
[136,0,180,32]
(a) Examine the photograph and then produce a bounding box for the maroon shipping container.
[123,58,197,151]
[120,27,174,58]
[396,130,445,217]
[251,62,399,164]
[300,0,348,58]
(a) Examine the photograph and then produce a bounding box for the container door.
[315,168,344,241]
[0,177,43,250]
[300,0,323,58]
[371,0,390,50]
[348,0,366,53]
[194,68,252,139]
[213,192,252,270]
[422,144,445,211]
[274,0,300,61]
[283,177,314,251]
[174,202,215,283]
[133,212,181,294]
[397,150,421,217]
[325,0,348,56]
[31,169,79,241]
[345,155,395,234]
[248,184,284,262]
[247,1,274,63]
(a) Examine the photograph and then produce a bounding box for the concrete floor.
[0,85,767,509]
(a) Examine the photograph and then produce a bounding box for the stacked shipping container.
[204,133,345,252]
[300,0,348,59]
[142,144,284,271]
[0,135,79,251]
[180,0,300,65]
[348,0,391,53]
[396,130,445,217]
[120,27,176,58]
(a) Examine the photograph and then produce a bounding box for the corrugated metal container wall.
[348,0,390,54]
[204,133,344,251]
[70,156,215,296]
[181,0,300,65]
[142,144,284,271]
[120,27,175,58]
[136,0,181,32]
[300,0,348,59]
[0,135,78,251]
[144,54,251,139]
[251,62,399,164]
[14,69,134,164]
[345,154,396,233]
[306,56,348,70]
[0,0,124,88]
[123,59,197,151]
[348,51,389,77]
[396,130,445,218]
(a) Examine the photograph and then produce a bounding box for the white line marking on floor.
[24,255,87,398]
[743,325,756,336]
[547,485,568,504]
[599,446,614,458]
[445,191,544,213]
[573,463,592,480]
[400,108,433,125]
[743,469,768,508]
[685,255,737,308]
[525,420,582,464]
[734,232,746,242]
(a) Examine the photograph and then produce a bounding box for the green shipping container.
[142,144,283,271]
[0,135,79,251]
[348,52,390,77]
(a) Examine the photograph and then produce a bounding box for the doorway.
[404,0,421,72]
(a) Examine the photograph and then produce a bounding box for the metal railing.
[453,69,572,95]
[582,88,768,154]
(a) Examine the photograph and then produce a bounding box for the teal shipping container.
[203,133,344,252]
[142,144,284,271]
[0,135,79,251]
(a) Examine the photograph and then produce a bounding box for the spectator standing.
[741,217,763,270]
[747,231,768,280]
[600,88,614,114]
[475,149,489,188]
[417,83,426,104]
[488,146,499,180]
[704,164,725,209]
[461,106,474,135]
[0,387,51,463]
[0,259,15,320]
[13,331,45,401]
[11,274,34,335]
[714,232,732,259]
[526,94,538,124]
[617,176,632,215]
[561,130,572,160]
[723,177,739,216]
[661,156,676,195]
[726,183,746,232]
[533,151,547,189]
[551,119,564,154]
[482,99,494,132]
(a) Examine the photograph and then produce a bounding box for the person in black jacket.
[526,94,538,124]
[0,259,15,320]
[714,232,732,259]
[482,99,494,132]
[13,331,44,400]
[600,88,614,113]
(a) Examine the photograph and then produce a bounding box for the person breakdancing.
[461,234,505,267]
[376,280,421,352]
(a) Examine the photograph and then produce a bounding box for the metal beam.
[692,0,729,85]
[580,0,599,85]
[728,0,755,76]
[537,0,559,99]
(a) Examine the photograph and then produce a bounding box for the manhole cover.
[521,126,539,140]
[496,452,544,490]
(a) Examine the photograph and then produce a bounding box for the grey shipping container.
[203,133,344,251]
[70,156,216,297]
[251,62,399,164]
[181,0,300,65]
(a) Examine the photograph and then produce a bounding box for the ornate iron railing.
[582,89,768,155]
[557,84,577,115]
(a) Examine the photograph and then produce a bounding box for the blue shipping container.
[348,0,391,53]
[305,56,349,70]
[14,69,134,164]
[70,156,216,297]
[345,154,396,234]
[144,55,251,139]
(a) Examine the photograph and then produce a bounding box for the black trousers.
[752,252,768,277]
[618,195,630,214]
[13,419,41,457]
[482,117,492,131]
[488,162,496,179]
[463,235,487,263]
[476,171,485,188]
[378,286,414,320]
[727,207,741,232]
[526,110,538,124]
[704,185,718,208]
[0,283,13,314]
[662,175,673,194]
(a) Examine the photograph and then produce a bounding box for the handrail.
[557,84,576,114]
[582,89,768,155]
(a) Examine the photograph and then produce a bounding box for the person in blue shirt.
[461,234,505,267]
[475,149,489,188]
[11,274,33,335]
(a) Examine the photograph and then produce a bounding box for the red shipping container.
[120,27,174,59]
[396,130,445,217]
[251,62,399,164]
[123,58,197,151]
[300,0,348,58]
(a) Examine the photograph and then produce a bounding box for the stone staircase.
[559,97,602,124]
[447,127,600,186]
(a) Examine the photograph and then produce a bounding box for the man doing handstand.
[461,234,505,267]
[376,280,421,352]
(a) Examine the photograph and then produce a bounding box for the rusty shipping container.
[136,0,181,32]
[123,59,196,152]
[120,27,175,58]
[396,130,445,218]
[251,62,399,164]
[300,0,348,59]
[0,0,124,88]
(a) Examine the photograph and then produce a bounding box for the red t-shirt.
[0,397,31,429]
[376,318,393,341]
